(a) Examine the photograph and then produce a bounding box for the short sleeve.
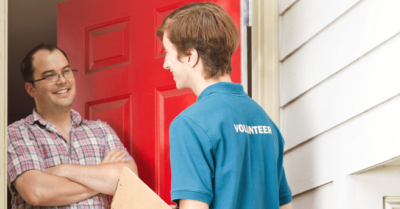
[7,124,46,186]
[169,116,215,205]
[278,168,292,205]
[276,130,292,206]
[102,123,134,162]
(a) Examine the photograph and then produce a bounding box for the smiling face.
[26,49,76,114]
[162,32,192,90]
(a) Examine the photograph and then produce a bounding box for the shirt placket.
[45,123,70,165]
[69,124,79,165]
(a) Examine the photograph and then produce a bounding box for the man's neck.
[192,74,232,96]
[36,107,72,130]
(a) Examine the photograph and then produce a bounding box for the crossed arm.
[14,149,137,206]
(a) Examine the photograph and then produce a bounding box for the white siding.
[280,0,360,60]
[282,32,400,150]
[292,183,334,209]
[284,95,400,195]
[279,0,400,205]
[280,0,400,106]
[279,0,298,15]
[348,165,400,209]
[291,166,400,209]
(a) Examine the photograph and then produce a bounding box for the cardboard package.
[111,167,171,209]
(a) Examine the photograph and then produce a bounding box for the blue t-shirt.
[169,82,292,209]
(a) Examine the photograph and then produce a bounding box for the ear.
[25,82,35,98]
[186,48,199,68]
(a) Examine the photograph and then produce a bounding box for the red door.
[58,0,240,204]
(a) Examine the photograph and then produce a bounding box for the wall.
[8,0,66,125]
[6,1,66,208]
[292,161,400,209]
[279,0,400,207]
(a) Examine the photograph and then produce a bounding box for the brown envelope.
[111,167,171,209]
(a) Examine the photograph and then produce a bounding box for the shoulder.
[70,109,109,129]
[170,115,198,130]
[8,118,27,131]
[7,118,31,139]
[175,97,217,121]
[84,119,107,128]
[80,119,113,133]
[170,116,209,138]
[172,104,209,133]
[7,118,39,150]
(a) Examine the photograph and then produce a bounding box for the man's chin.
[55,100,74,110]
[176,83,188,90]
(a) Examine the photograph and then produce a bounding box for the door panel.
[58,0,240,204]
[86,95,131,152]
[86,17,131,73]
[156,87,197,202]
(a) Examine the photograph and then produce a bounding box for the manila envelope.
[111,167,171,209]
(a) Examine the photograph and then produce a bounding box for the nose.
[163,58,169,70]
[56,74,67,84]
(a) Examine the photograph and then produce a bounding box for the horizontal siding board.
[284,95,400,195]
[279,0,298,15]
[280,0,360,60]
[348,166,400,208]
[282,33,400,150]
[280,0,400,106]
[292,183,334,209]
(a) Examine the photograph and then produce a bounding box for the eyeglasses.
[30,69,78,83]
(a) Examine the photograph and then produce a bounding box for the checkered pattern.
[7,109,134,209]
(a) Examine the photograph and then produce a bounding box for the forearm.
[14,170,98,206]
[55,161,137,195]
[36,177,98,206]
[179,199,209,209]
[280,203,292,209]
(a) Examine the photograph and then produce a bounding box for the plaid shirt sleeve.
[101,122,134,162]
[7,123,46,187]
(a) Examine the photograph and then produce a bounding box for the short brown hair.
[156,2,239,79]
[21,43,69,84]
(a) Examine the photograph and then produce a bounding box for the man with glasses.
[7,44,137,208]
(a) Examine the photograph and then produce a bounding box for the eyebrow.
[41,65,71,76]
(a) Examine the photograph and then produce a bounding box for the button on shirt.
[7,109,134,209]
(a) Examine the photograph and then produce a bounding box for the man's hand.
[46,149,127,176]
[46,164,65,177]
[169,205,178,209]
[101,149,126,164]
[14,170,98,206]
[45,149,137,195]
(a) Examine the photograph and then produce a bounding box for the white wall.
[292,163,400,209]
[348,164,400,209]
[279,0,400,207]
[8,0,66,125]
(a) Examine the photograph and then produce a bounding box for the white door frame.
[252,0,280,126]
[1,0,8,207]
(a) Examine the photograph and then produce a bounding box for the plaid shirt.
[7,109,134,209]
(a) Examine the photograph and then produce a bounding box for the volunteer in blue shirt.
[157,2,292,209]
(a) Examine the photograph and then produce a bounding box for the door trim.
[0,0,8,207]
[252,0,280,126]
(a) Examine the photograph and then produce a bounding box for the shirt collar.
[27,109,47,126]
[71,109,86,126]
[26,109,86,126]
[197,82,246,101]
